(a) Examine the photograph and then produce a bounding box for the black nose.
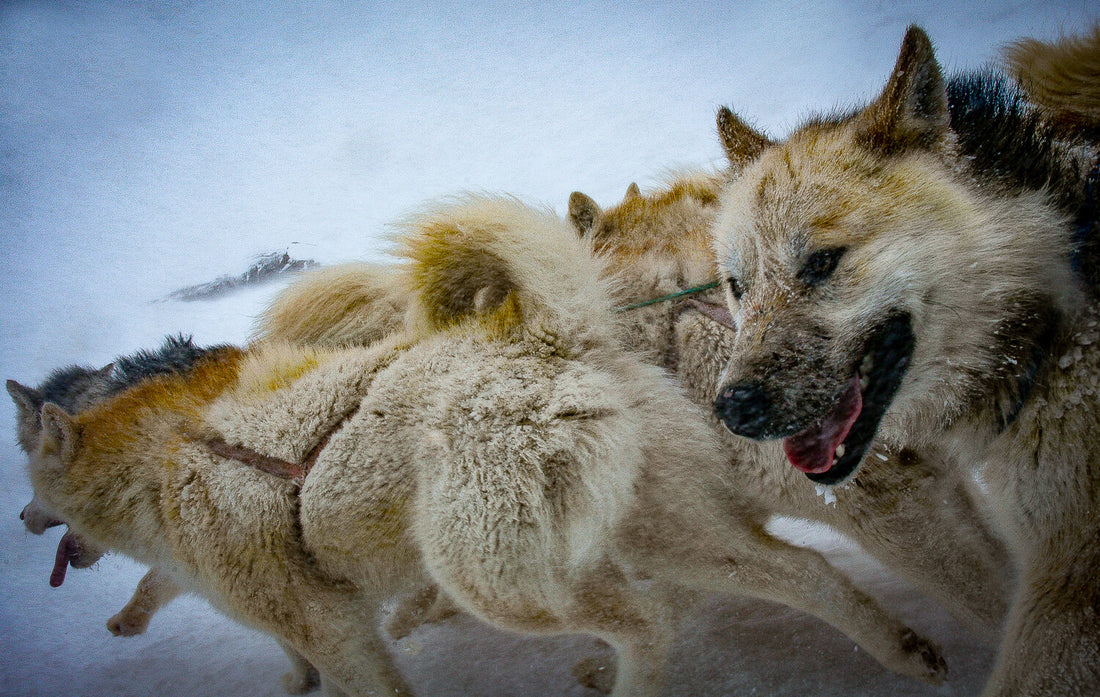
[714,381,778,439]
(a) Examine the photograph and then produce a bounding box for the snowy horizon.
[2,2,1097,695]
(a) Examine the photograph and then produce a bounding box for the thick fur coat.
[710,26,1100,697]
[18,196,947,696]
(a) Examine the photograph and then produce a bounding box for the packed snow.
[2,2,1097,695]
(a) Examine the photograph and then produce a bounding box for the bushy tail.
[252,263,408,348]
[392,195,612,343]
[1004,24,1100,132]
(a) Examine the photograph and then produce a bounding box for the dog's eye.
[726,276,743,300]
[797,247,847,287]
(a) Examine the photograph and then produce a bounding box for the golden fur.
[1004,23,1100,131]
[22,196,948,696]
[253,263,408,349]
[710,25,1100,697]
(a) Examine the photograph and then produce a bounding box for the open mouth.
[782,313,914,486]
[50,530,103,588]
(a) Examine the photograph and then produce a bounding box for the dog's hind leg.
[107,567,182,637]
[563,566,676,697]
[301,598,414,697]
[385,582,459,640]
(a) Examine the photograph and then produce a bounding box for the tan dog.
[18,196,947,696]
[7,353,323,694]
[710,25,1100,697]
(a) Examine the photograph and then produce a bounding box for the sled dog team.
[11,25,1100,697]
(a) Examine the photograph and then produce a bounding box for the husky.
[16,196,947,696]
[270,173,1010,646]
[253,174,1006,666]
[7,336,322,692]
[566,173,1010,642]
[710,25,1100,697]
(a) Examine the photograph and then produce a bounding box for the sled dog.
[16,196,946,696]
[7,338,323,692]
[710,26,1100,696]
[567,173,1010,640]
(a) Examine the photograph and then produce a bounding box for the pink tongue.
[50,532,79,588]
[782,376,863,474]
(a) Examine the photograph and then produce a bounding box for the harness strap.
[613,280,721,313]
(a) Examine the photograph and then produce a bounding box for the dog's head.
[17,401,106,585]
[568,176,726,359]
[710,26,1079,484]
[7,365,112,454]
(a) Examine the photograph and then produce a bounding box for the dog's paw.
[107,610,151,637]
[281,665,321,694]
[899,628,949,685]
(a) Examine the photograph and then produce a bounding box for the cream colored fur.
[23,196,948,696]
[252,263,408,348]
[710,25,1100,697]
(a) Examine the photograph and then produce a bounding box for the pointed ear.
[6,379,43,419]
[95,363,115,380]
[624,182,641,201]
[717,106,772,169]
[568,191,602,236]
[39,403,80,465]
[855,25,949,153]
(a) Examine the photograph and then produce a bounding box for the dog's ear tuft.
[856,25,949,154]
[6,379,43,419]
[39,403,80,466]
[717,106,772,170]
[95,363,115,380]
[624,182,641,202]
[568,192,602,237]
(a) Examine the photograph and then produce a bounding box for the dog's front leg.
[107,567,181,637]
[981,523,1100,697]
[629,506,949,686]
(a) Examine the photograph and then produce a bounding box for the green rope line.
[614,280,722,313]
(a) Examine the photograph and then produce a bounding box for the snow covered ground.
[1,2,1096,695]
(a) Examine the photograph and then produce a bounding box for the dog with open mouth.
[711,24,1100,697]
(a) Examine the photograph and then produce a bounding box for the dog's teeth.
[860,353,874,376]
[859,375,869,391]
[835,443,846,458]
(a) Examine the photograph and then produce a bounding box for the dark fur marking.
[108,334,231,395]
[1000,312,1060,431]
[948,72,1099,285]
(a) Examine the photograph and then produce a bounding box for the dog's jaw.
[790,313,915,485]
